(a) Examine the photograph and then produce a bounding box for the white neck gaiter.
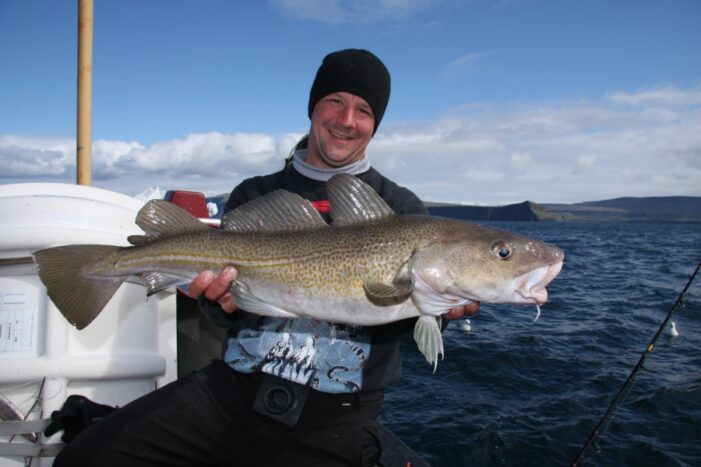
[291,149,371,182]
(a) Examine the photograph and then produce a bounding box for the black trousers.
[53,360,383,467]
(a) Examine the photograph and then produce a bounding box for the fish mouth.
[512,261,564,305]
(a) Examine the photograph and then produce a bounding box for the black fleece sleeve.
[198,295,244,328]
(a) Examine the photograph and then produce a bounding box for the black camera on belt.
[252,374,309,427]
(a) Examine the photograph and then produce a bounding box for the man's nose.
[336,106,355,127]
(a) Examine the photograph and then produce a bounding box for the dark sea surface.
[381,221,701,467]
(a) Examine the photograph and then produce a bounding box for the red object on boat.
[166,190,210,218]
[311,200,330,213]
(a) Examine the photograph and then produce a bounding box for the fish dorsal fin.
[136,200,210,239]
[221,189,327,232]
[327,174,394,226]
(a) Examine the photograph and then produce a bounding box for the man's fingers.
[208,268,239,313]
[463,301,480,316]
[218,292,239,314]
[186,270,215,299]
[204,267,239,302]
[444,308,464,320]
[445,302,481,320]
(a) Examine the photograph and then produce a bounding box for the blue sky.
[1,0,700,204]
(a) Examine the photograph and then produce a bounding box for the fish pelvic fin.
[414,316,444,373]
[229,281,300,318]
[140,272,190,296]
[33,245,126,330]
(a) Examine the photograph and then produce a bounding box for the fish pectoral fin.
[411,273,471,315]
[363,280,413,299]
[413,316,444,373]
[140,272,190,295]
[229,281,299,318]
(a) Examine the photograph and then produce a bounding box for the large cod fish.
[33,174,564,369]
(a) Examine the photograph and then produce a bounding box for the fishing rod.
[572,260,701,467]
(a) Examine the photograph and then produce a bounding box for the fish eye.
[492,242,513,260]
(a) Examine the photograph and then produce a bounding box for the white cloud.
[0,132,303,197]
[93,139,144,178]
[606,84,701,107]
[370,85,701,204]
[443,52,491,78]
[271,0,436,24]
[2,85,700,205]
[510,152,531,166]
[0,135,74,177]
[575,155,596,171]
[116,132,280,175]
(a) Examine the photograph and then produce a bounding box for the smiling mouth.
[328,128,353,140]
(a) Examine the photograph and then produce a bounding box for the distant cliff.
[427,201,560,221]
[542,196,701,222]
[426,197,701,222]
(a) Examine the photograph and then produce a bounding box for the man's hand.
[444,301,480,320]
[187,267,239,313]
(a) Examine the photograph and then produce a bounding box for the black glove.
[44,395,117,443]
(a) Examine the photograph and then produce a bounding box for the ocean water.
[381,221,701,467]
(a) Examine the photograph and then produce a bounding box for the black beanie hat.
[308,49,391,134]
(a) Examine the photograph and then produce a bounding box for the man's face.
[306,92,375,169]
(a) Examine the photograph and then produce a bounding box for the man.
[53,49,478,467]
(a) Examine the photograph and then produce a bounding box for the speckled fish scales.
[33,174,564,369]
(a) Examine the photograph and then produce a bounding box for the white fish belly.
[244,278,420,326]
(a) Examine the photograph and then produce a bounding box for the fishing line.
[571,260,701,467]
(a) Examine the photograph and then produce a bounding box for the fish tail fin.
[33,245,126,330]
[414,316,444,373]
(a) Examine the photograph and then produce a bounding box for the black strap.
[44,395,117,443]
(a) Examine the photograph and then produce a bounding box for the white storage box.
[0,183,177,466]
